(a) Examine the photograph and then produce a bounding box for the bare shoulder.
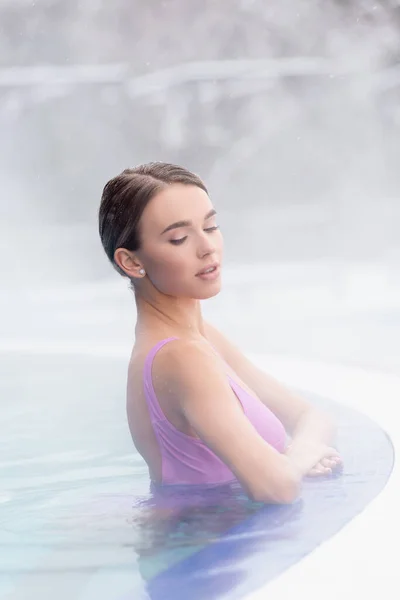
[153,337,222,389]
[128,336,220,396]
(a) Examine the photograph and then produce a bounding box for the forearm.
[288,407,337,448]
[285,409,338,476]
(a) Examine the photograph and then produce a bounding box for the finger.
[332,456,343,469]
[307,468,323,477]
[324,451,342,464]
[326,447,342,460]
[321,458,339,469]
[315,460,333,470]
[309,464,332,476]
[307,470,331,477]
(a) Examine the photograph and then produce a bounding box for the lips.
[196,262,219,276]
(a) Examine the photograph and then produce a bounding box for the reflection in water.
[132,481,267,579]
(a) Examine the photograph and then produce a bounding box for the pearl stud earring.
[139,268,145,276]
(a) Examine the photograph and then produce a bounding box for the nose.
[197,231,216,258]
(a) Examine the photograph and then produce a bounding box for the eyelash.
[169,225,219,246]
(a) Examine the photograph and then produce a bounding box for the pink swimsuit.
[143,337,287,486]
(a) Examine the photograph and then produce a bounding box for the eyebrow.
[160,209,217,235]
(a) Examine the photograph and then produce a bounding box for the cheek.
[146,248,191,286]
[152,248,188,271]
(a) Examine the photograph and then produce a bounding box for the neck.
[134,290,205,339]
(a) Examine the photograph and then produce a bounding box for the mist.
[1,0,399,370]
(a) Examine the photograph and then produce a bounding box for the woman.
[98,162,342,504]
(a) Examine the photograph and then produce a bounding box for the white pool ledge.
[245,355,400,600]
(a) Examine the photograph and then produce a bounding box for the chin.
[194,283,222,300]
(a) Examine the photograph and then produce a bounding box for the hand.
[307,454,343,477]
[285,441,343,478]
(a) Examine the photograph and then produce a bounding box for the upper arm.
[204,322,312,434]
[159,340,299,504]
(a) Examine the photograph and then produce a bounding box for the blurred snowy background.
[1,0,399,371]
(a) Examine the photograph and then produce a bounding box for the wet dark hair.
[98,162,208,278]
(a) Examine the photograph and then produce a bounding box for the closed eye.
[169,237,187,245]
[169,225,219,245]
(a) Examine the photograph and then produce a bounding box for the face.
[136,183,223,299]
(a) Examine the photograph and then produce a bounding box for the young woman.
[98,162,342,504]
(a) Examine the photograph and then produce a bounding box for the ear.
[114,248,144,279]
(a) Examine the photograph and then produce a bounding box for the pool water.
[0,353,394,600]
